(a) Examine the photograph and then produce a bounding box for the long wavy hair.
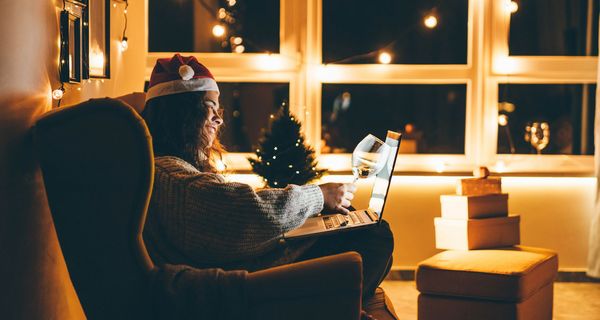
[141,91,225,172]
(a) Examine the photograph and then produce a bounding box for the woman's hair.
[141,91,225,172]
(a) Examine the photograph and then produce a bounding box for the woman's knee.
[374,219,394,253]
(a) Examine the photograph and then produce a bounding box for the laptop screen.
[368,131,401,218]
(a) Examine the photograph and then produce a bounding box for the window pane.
[148,0,279,53]
[322,84,466,154]
[509,0,599,56]
[497,84,596,155]
[219,83,289,152]
[322,0,468,64]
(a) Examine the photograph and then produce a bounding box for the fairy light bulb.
[506,0,519,14]
[378,52,392,64]
[212,24,226,37]
[498,114,509,126]
[424,15,438,28]
[234,45,245,53]
[120,37,128,51]
[52,88,64,100]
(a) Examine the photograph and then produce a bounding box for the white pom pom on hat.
[146,53,220,102]
[179,65,195,80]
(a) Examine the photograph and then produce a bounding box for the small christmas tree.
[249,102,326,187]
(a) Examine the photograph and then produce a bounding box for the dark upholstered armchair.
[32,98,366,319]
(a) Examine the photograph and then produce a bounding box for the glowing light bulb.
[113,3,117,8]
[233,37,243,45]
[228,0,237,6]
[234,45,245,53]
[498,114,509,126]
[506,0,519,14]
[212,24,226,37]
[52,88,64,100]
[378,52,392,64]
[424,15,438,28]
[120,37,128,51]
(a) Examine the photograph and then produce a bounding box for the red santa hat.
[146,53,219,102]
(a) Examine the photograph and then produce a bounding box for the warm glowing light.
[218,8,227,19]
[498,114,509,126]
[89,49,105,75]
[494,161,507,173]
[228,0,237,6]
[434,160,446,173]
[494,57,519,74]
[212,24,226,37]
[233,37,243,45]
[424,15,438,28]
[234,45,245,53]
[120,37,129,51]
[256,54,285,70]
[378,52,392,64]
[215,159,227,171]
[505,0,519,14]
[52,88,64,100]
[113,3,117,8]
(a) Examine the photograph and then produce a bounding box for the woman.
[141,54,393,297]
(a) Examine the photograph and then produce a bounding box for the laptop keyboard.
[324,212,366,229]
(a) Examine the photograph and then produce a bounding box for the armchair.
[32,98,364,319]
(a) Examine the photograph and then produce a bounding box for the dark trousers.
[295,219,394,298]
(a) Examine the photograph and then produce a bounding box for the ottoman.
[416,246,558,320]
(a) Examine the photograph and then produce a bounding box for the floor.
[380,281,600,320]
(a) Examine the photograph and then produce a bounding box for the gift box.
[434,215,520,250]
[440,194,508,219]
[456,176,502,196]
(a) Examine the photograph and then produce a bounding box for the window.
[322,84,466,154]
[497,84,596,155]
[219,82,289,152]
[148,0,279,53]
[509,0,599,56]
[146,0,598,174]
[322,0,468,64]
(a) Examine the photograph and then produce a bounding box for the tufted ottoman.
[416,246,558,320]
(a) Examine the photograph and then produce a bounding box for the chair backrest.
[33,98,155,319]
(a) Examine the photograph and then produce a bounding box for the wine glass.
[351,134,391,182]
[529,122,550,155]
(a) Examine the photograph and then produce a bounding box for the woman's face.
[202,91,223,147]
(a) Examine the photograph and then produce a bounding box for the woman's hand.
[318,183,357,215]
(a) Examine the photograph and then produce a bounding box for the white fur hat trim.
[146,77,219,102]
[179,65,195,80]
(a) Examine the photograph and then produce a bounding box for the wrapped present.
[434,215,520,250]
[457,166,502,195]
[440,194,508,219]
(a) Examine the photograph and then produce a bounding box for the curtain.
[588,25,600,277]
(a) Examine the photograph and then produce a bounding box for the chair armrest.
[246,251,363,320]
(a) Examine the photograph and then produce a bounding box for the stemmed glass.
[525,122,550,155]
[351,134,391,182]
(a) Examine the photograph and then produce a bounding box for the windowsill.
[222,153,595,177]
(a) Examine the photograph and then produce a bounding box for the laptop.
[284,130,402,239]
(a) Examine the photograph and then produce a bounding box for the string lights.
[54,0,69,106]
[113,0,129,52]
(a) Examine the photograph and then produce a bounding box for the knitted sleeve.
[153,157,324,263]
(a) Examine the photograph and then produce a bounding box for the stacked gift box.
[434,167,520,250]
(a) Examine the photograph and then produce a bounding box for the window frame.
[144,0,597,175]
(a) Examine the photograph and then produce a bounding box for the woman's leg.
[295,219,394,298]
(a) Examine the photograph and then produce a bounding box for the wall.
[0,0,146,318]
[317,175,595,270]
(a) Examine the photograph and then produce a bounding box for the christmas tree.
[248,102,326,188]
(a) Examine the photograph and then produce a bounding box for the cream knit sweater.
[144,156,324,270]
